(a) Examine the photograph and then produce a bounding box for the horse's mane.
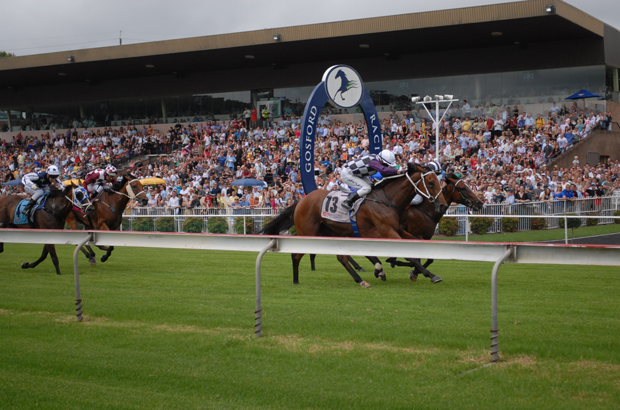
[49,184,72,198]
[444,173,459,181]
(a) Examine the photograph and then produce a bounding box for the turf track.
[1,243,619,409]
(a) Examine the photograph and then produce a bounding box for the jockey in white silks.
[21,165,63,213]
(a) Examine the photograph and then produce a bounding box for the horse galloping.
[66,174,148,265]
[0,184,91,275]
[262,164,448,287]
[386,173,484,282]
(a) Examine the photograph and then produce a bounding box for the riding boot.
[23,199,37,215]
[342,192,360,210]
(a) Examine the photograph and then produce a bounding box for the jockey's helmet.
[426,160,442,175]
[47,165,60,177]
[105,165,117,176]
[377,150,397,167]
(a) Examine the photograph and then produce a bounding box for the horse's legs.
[292,253,304,284]
[21,244,50,271]
[336,255,370,288]
[0,242,3,254]
[385,257,415,268]
[48,245,61,275]
[405,258,442,283]
[347,256,366,272]
[80,244,97,266]
[310,254,316,271]
[98,223,114,263]
[100,246,114,263]
[365,256,386,281]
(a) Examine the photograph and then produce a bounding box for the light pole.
[411,95,459,162]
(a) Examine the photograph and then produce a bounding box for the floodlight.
[411,96,421,103]
[434,95,444,101]
[67,55,74,62]
[444,94,453,100]
[545,4,555,14]
[423,95,432,102]
[273,33,281,41]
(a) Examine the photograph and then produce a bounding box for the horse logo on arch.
[323,65,364,109]
[333,69,359,101]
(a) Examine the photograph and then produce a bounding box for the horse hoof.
[89,258,97,266]
[357,267,366,272]
[409,271,418,282]
[360,281,371,288]
[379,271,386,281]
[101,255,108,263]
[431,276,443,284]
[21,263,29,269]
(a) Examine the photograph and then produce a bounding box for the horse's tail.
[261,202,298,235]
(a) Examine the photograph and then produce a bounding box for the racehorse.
[262,164,448,287]
[310,173,483,282]
[66,174,148,265]
[0,184,91,275]
[333,69,358,101]
[385,173,484,281]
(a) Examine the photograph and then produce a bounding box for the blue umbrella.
[2,179,23,186]
[231,178,266,187]
[565,89,603,100]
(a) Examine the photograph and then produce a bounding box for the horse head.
[121,174,149,206]
[408,164,448,214]
[69,184,96,216]
[444,173,483,211]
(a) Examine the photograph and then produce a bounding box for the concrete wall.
[547,129,620,168]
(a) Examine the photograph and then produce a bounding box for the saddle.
[320,191,365,223]
[15,195,48,225]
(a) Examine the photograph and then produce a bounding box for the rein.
[99,178,145,215]
[406,171,442,203]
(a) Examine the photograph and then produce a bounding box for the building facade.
[0,0,618,131]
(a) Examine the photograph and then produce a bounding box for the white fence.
[2,229,620,362]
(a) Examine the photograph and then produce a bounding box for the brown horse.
[385,173,484,281]
[0,184,90,275]
[66,174,148,264]
[262,164,448,287]
[313,173,483,281]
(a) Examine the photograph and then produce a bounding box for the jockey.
[410,160,443,205]
[341,150,399,210]
[22,165,63,214]
[83,165,117,199]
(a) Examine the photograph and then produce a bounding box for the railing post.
[564,215,568,244]
[244,216,247,235]
[73,233,92,321]
[465,215,469,242]
[255,239,276,337]
[491,246,513,362]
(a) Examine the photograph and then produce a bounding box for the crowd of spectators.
[1,100,619,216]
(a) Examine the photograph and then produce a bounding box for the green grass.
[436,222,620,243]
[1,244,619,409]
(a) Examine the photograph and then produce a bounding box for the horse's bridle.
[66,188,94,214]
[448,178,478,209]
[406,170,443,205]
[111,179,146,201]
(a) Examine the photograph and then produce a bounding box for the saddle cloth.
[320,191,365,223]
[14,196,47,225]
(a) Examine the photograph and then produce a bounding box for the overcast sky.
[1,0,619,56]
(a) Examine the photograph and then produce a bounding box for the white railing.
[1,229,619,362]
[443,197,620,237]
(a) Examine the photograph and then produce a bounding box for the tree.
[0,51,16,58]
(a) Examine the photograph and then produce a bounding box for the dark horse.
[66,174,148,265]
[333,69,358,101]
[262,164,448,287]
[0,184,92,275]
[310,173,483,282]
[384,173,484,282]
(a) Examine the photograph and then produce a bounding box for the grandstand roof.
[0,0,618,91]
